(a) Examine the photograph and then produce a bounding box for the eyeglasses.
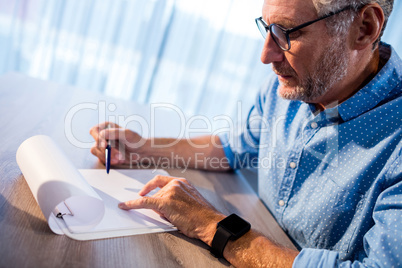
[255,5,355,51]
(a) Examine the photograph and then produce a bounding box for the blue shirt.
[219,43,402,267]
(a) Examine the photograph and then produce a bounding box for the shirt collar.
[308,42,402,123]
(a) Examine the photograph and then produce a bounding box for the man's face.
[261,0,350,103]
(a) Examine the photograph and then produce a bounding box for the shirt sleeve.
[293,155,402,268]
[218,76,275,169]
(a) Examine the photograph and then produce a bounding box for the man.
[90,0,401,267]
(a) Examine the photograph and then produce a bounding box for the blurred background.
[1,0,401,122]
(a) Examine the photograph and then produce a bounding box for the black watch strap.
[210,226,232,258]
[210,214,251,259]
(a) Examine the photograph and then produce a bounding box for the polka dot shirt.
[219,42,402,267]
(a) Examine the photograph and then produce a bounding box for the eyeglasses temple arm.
[285,5,354,34]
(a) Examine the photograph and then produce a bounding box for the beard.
[273,37,349,103]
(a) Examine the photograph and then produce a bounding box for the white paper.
[16,135,105,233]
[56,169,176,240]
[16,135,176,240]
[78,169,174,231]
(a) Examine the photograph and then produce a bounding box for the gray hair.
[312,0,394,46]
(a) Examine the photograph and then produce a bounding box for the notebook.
[16,135,176,241]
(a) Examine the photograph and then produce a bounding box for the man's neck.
[311,45,388,111]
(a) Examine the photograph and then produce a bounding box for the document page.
[16,135,105,234]
[17,135,176,240]
[79,169,174,232]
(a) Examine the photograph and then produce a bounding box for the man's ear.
[351,3,385,50]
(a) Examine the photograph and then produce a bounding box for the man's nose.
[260,33,284,64]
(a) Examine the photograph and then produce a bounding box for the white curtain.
[0,0,401,121]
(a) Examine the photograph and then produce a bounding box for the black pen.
[105,124,112,174]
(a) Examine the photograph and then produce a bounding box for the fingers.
[90,146,121,165]
[120,175,189,213]
[95,125,119,142]
[118,196,158,210]
[89,122,119,141]
[138,175,187,196]
[138,175,172,196]
[90,122,124,164]
[89,122,147,167]
[90,123,139,150]
[90,146,105,164]
[118,175,223,241]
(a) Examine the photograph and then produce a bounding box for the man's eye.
[288,31,301,39]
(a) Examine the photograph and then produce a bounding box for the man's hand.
[118,174,298,267]
[89,122,147,166]
[118,175,226,246]
[89,122,230,171]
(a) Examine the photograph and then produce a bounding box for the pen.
[105,124,112,174]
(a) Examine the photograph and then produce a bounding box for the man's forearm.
[142,135,231,171]
[223,230,298,268]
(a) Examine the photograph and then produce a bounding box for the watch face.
[218,214,251,237]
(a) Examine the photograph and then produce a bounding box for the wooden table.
[0,73,296,267]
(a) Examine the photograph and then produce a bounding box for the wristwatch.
[210,214,251,258]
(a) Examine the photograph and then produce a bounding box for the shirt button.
[278,200,285,206]
[289,162,297,169]
[311,122,318,129]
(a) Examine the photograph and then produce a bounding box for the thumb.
[118,196,158,210]
[101,128,125,141]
